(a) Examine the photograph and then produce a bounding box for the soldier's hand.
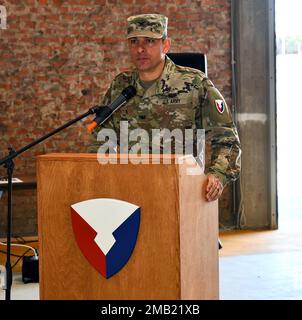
[205,174,223,202]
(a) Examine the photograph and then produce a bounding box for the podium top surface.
[36,153,198,164]
[37,153,98,161]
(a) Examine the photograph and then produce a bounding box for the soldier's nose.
[137,46,145,53]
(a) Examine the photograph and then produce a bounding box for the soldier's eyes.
[145,39,156,44]
[129,39,139,46]
[129,38,158,47]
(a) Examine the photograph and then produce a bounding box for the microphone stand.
[0,104,105,300]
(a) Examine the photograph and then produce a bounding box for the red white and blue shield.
[215,99,225,114]
[71,198,140,279]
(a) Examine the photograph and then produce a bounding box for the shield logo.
[215,99,225,114]
[71,198,140,279]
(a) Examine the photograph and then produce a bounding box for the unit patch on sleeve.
[215,99,225,114]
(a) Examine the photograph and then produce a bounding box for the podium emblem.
[71,198,140,279]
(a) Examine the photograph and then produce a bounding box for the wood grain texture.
[178,157,219,299]
[37,153,218,300]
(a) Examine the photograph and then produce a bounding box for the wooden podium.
[37,153,219,300]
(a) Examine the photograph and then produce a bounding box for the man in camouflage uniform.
[89,13,241,202]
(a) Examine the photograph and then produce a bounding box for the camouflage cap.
[127,14,168,39]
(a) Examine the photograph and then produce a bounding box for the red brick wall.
[0,0,232,236]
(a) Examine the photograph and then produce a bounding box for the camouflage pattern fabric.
[127,14,168,39]
[88,56,241,186]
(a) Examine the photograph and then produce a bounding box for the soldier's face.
[128,37,171,74]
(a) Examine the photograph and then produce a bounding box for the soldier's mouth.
[137,57,149,62]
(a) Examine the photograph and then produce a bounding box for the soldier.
[89,13,241,202]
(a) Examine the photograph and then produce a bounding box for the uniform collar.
[133,55,176,97]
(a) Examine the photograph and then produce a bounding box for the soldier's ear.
[163,38,171,54]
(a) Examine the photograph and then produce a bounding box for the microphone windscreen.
[122,85,136,100]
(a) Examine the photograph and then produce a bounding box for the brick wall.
[0,0,233,236]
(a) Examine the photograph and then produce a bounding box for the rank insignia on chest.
[215,99,225,114]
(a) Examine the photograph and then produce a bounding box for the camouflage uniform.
[126,14,168,39]
[88,14,241,187]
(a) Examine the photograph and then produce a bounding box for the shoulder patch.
[215,99,225,114]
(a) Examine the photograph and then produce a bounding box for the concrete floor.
[219,195,302,300]
[219,231,302,300]
[220,251,302,300]
[0,273,39,300]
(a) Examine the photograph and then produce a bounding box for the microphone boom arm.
[0,106,97,166]
[0,84,136,300]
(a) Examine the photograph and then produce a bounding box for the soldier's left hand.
[205,174,224,202]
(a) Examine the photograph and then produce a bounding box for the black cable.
[11,248,31,269]
[0,249,25,258]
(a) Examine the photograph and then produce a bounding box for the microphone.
[87,85,136,132]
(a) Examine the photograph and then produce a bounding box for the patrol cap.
[127,14,168,39]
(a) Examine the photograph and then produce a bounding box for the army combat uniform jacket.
[89,56,241,186]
